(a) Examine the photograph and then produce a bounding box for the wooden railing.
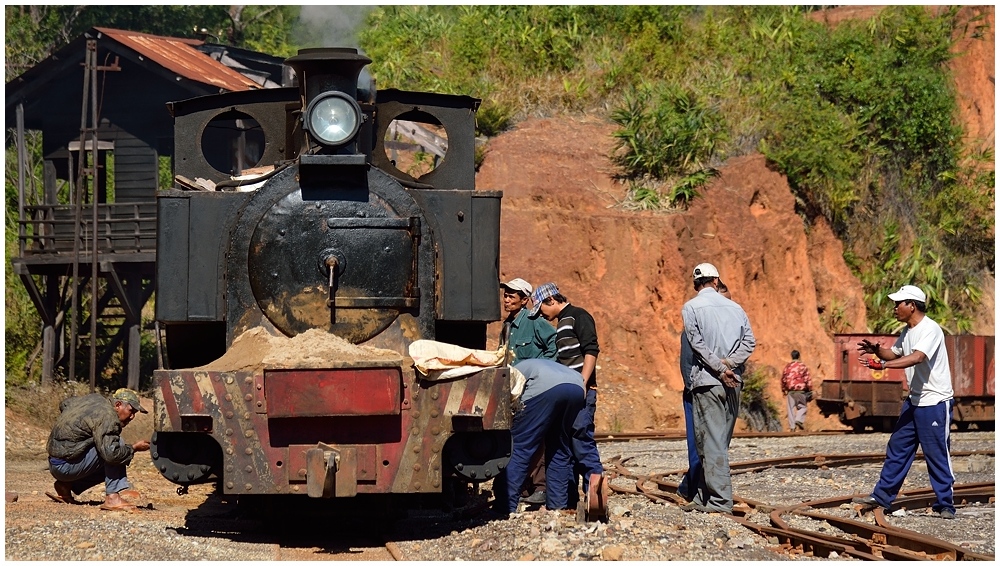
[19,202,157,256]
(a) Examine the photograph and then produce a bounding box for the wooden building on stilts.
[6,27,283,391]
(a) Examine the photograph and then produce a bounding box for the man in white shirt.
[852,285,956,519]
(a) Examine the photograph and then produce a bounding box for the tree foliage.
[5,5,299,81]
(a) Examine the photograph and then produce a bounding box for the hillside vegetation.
[360,5,994,334]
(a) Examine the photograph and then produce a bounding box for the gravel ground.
[5,426,994,561]
[389,431,995,561]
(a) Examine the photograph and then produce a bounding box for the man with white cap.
[680,263,755,513]
[853,284,957,519]
[496,277,557,506]
[499,278,557,366]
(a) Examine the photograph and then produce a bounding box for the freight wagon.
[817,333,994,432]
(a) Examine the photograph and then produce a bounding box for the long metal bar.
[154,320,164,370]
[69,40,94,383]
[102,264,137,323]
[16,103,26,257]
[89,38,100,391]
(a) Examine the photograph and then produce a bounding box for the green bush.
[475,100,515,138]
[850,222,978,334]
[739,362,782,432]
[4,235,40,386]
[761,96,863,224]
[610,85,726,207]
[5,131,43,386]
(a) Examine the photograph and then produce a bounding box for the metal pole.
[69,41,95,384]
[16,103,26,256]
[89,40,99,392]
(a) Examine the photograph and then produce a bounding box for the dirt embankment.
[478,119,864,433]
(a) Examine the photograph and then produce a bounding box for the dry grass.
[5,381,93,431]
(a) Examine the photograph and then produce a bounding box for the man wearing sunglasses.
[853,284,956,520]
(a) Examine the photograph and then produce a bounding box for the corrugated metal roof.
[95,27,262,92]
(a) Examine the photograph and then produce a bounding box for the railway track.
[606,450,996,560]
[596,429,888,442]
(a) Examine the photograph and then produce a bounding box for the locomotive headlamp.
[304,91,361,146]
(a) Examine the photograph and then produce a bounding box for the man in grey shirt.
[680,263,755,513]
[494,358,586,515]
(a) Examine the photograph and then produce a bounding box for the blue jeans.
[568,388,604,503]
[504,383,585,513]
[677,389,702,499]
[49,445,131,496]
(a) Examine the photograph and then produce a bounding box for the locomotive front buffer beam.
[151,364,512,497]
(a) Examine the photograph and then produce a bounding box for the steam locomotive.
[817,334,994,432]
[150,48,511,504]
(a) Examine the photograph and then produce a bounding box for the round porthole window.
[201,110,265,175]
[383,110,448,180]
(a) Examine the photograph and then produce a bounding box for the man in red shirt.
[780,350,812,431]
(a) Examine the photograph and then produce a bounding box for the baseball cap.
[887,285,926,303]
[529,282,560,317]
[500,278,533,296]
[112,388,148,414]
[692,263,720,279]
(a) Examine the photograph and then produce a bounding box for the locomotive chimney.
[284,47,372,107]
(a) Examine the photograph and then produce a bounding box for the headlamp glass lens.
[308,95,359,145]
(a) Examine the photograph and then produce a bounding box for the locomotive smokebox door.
[248,188,420,343]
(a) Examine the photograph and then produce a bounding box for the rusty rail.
[605,450,996,560]
[596,430,869,442]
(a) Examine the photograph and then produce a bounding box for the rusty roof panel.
[95,27,262,92]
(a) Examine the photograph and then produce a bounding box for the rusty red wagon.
[818,333,994,432]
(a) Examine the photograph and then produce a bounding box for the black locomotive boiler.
[150,48,511,503]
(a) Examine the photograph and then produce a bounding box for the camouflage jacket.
[46,393,135,465]
[780,361,812,393]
